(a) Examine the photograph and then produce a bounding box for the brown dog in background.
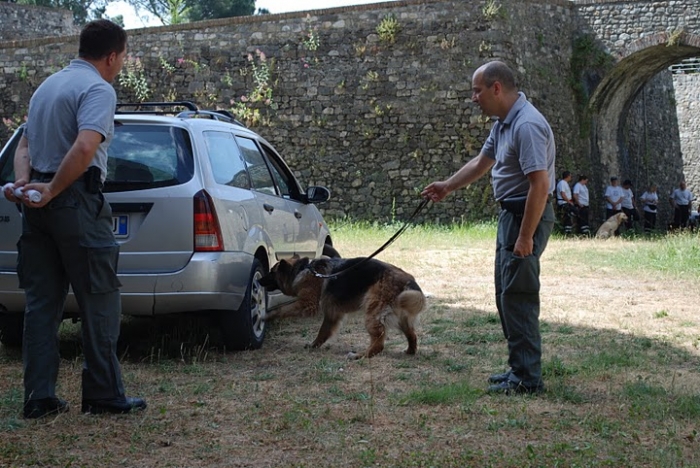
[259,256,426,359]
[596,212,628,239]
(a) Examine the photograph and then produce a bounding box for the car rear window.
[104,124,194,192]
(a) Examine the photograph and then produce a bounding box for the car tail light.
[194,190,224,252]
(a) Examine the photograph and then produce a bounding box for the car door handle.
[294,211,302,219]
[263,203,274,213]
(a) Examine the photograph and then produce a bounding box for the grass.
[1,221,700,467]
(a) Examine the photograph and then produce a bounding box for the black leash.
[309,198,431,279]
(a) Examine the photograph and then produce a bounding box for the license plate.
[112,215,129,238]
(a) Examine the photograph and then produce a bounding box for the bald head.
[475,61,517,91]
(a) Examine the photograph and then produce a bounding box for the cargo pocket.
[16,239,25,289]
[86,244,122,293]
[503,252,540,295]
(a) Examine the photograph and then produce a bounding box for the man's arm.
[514,169,550,257]
[421,153,495,202]
[13,135,31,184]
[23,129,103,207]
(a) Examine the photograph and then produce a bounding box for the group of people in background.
[556,172,696,235]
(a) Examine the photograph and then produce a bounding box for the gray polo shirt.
[25,59,115,181]
[480,93,556,201]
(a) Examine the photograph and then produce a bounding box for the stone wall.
[0,3,77,41]
[0,0,583,223]
[622,71,682,228]
[674,72,700,203]
[0,0,697,226]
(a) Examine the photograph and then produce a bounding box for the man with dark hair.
[422,60,555,394]
[3,19,146,418]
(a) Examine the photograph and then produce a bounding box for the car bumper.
[0,251,253,317]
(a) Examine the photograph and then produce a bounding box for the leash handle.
[310,198,431,279]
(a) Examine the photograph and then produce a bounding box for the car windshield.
[104,124,194,192]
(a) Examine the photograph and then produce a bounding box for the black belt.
[31,167,103,193]
[30,169,56,181]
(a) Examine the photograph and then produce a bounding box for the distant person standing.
[604,176,623,220]
[556,171,573,235]
[620,179,639,229]
[572,175,590,235]
[639,183,659,233]
[2,20,147,418]
[670,180,694,229]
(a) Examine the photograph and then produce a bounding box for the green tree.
[187,0,254,22]
[126,0,190,24]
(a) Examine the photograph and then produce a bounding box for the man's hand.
[20,182,54,208]
[513,235,534,257]
[3,179,28,203]
[421,181,450,203]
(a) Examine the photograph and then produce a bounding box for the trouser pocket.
[85,245,122,294]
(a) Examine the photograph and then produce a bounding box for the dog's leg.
[399,318,418,355]
[395,289,425,355]
[347,303,388,359]
[310,309,343,349]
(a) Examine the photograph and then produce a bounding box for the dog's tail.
[396,288,426,317]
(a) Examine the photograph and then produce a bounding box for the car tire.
[0,312,24,348]
[219,258,267,351]
[322,243,341,258]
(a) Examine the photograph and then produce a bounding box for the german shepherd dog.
[259,256,426,359]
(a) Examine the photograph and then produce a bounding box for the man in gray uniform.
[422,61,555,394]
[3,20,146,418]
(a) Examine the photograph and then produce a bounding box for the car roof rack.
[115,101,246,127]
[116,101,199,113]
[176,110,247,128]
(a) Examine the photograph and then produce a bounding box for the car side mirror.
[306,186,331,204]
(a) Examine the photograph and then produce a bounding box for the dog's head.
[616,212,628,224]
[258,255,310,295]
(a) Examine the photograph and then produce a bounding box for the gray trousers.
[19,176,125,402]
[494,201,554,387]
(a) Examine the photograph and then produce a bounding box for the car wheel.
[219,258,267,351]
[0,312,24,348]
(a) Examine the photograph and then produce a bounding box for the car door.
[258,142,321,258]
[234,135,298,260]
[0,128,24,274]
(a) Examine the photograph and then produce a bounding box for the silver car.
[0,102,335,350]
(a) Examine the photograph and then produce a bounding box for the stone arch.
[588,32,700,180]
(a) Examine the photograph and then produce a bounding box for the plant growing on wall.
[230,49,276,127]
[376,14,400,44]
[569,34,614,136]
[2,115,27,133]
[482,0,502,20]
[118,55,150,102]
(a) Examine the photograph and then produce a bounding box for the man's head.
[610,176,619,186]
[562,171,571,181]
[578,175,588,185]
[622,179,632,189]
[680,180,687,190]
[471,61,519,120]
[78,19,127,82]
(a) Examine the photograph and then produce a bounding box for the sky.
[105,0,395,29]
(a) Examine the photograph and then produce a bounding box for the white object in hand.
[3,183,41,203]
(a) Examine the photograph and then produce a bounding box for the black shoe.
[23,397,69,419]
[487,380,544,395]
[82,397,147,415]
[488,370,512,384]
